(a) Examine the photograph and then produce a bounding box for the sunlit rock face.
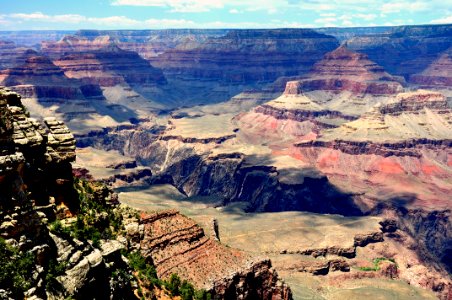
[293,90,452,211]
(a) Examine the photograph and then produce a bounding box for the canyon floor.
[117,184,437,300]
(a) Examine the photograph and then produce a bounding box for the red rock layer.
[139,209,292,299]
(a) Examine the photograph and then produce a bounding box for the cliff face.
[0,41,33,70]
[149,29,339,84]
[287,45,404,95]
[347,25,452,78]
[53,45,167,87]
[134,209,292,299]
[234,47,407,144]
[410,48,452,87]
[0,54,87,100]
[73,29,229,59]
[0,87,76,208]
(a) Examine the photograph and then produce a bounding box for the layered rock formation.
[135,209,292,299]
[410,48,452,87]
[149,29,339,84]
[291,45,404,95]
[347,24,452,78]
[0,41,34,70]
[0,52,153,134]
[235,46,406,144]
[74,29,229,59]
[286,90,452,278]
[41,35,119,59]
[0,54,86,99]
[53,44,167,87]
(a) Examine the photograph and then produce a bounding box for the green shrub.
[0,238,35,297]
[165,274,181,296]
[45,260,67,292]
[126,251,161,287]
[358,257,397,272]
[194,289,212,300]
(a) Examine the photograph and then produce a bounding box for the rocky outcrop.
[134,209,292,299]
[0,88,125,299]
[379,90,449,114]
[279,258,350,275]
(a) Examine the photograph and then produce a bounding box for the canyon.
[0,24,451,299]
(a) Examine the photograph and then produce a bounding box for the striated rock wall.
[285,46,404,95]
[410,49,452,87]
[149,29,339,84]
[53,45,167,87]
[347,24,452,78]
[134,209,292,299]
[296,139,452,158]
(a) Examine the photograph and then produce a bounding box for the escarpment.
[149,29,340,84]
[410,48,452,88]
[53,45,167,87]
[133,209,292,299]
[346,24,452,78]
[289,45,404,95]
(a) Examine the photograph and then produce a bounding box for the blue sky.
[0,0,451,30]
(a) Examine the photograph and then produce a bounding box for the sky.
[0,0,451,30]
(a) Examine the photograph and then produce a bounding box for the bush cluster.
[0,238,35,298]
[50,177,123,248]
[358,257,397,272]
[126,251,211,300]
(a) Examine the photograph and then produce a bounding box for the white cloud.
[113,0,224,12]
[144,18,196,27]
[314,17,337,24]
[6,12,141,26]
[0,11,316,29]
[354,13,377,21]
[112,0,290,14]
[229,9,241,14]
[9,12,87,23]
[381,1,428,13]
[430,15,452,24]
[342,19,354,26]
